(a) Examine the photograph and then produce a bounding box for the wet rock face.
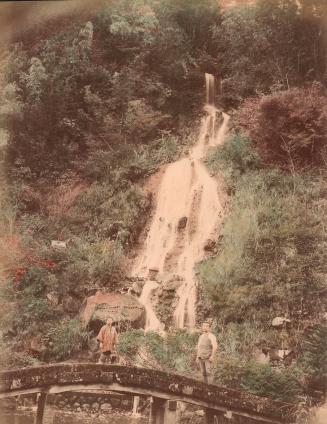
[82,292,146,331]
[154,276,183,328]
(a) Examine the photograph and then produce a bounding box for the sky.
[0,0,258,45]
[0,0,108,45]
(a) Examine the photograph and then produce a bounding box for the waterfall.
[139,280,163,332]
[205,72,215,106]
[134,73,229,331]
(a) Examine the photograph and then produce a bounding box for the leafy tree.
[163,0,221,52]
[237,84,327,170]
[213,0,327,107]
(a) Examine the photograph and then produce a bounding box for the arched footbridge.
[0,364,297,424]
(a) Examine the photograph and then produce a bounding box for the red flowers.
[12,256,55,291]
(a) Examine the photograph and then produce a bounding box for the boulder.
[46,291,59,306]
[30,336,46,353]
[148,268,159,281]
[129,280,145,296]
[100,402,112,412]
[51,240,67,249]
[204,239,216,252]
[82,291,145,329]
[162,279,181,292]
[177,217,187,231]
[271,317,291,328]
[91,402,100,411]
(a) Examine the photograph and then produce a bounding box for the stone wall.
[48,391,134,413]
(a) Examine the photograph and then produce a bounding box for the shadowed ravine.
[133,74,230,331]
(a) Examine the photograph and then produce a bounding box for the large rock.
[30,336,46,354]
[177,217,187,231]
[271,317,291,328]
[129,280,145,296]
[82,291,145,330]
[204,239,217,253]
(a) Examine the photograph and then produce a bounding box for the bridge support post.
[132,396,140,416]
[149,397,179,424]
[149,397,164,424]
[163,400,179,424]
[205,408,219,424]
[34,392,48,424]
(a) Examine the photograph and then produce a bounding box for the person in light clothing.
[196,321,218,384]
[97,316,118,364]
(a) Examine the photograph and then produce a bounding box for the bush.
[241,363,303,403]
[46,319,89,360]
[65,182,150,247]
[199,169,327,325]
[205,133,261,189]
[118,329,197,375]
[297,324,327,391]
[237,85,327,171]
[84,135,179,183]
[0,344,40,370]
[214,356,246,389]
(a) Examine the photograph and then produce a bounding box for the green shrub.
[15,266,48,294]
[205,133,261,189]
[117,329,145,358]
[85,135,179,183]
[215,322,266,360]
[118,329,197,375]
[66,182,150,247]
[199,170,326,325]
[87,240,123,283]
[0,344,40,370]
[214,356,246,389]
[297,324,327,391]
[46,319,89,360]
[241,363,303,403]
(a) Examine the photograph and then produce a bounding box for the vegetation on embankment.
[0,0,326,409]
[199,85,327,402]
[0,0,220,367]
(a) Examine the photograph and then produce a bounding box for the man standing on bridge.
[196,321,218,384]
[97,316,118,364]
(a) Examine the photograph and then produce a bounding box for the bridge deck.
[0,363,297,423]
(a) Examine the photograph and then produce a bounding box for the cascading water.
[133,73,229,331]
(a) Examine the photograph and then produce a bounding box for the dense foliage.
[118,329,197,374]
[0,0,326,408]
[238,84,327,170]
[214,0,327,107]
[201,129,327,399]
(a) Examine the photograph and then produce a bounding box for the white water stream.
[133,73,229,331]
